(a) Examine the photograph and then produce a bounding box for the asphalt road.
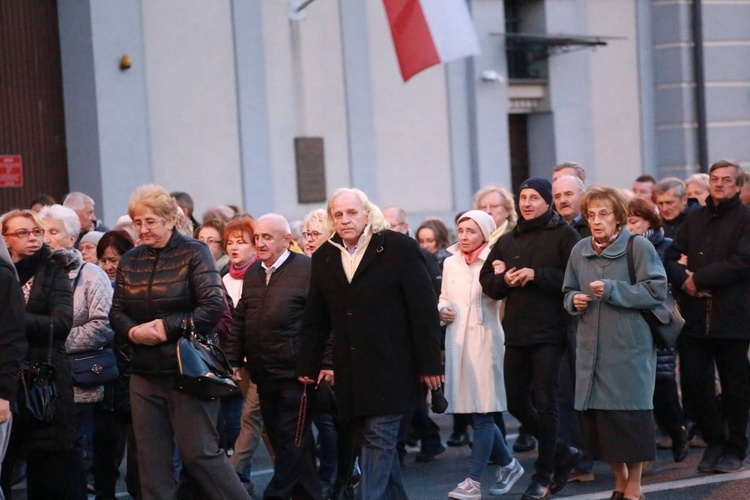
[10,412,750,499]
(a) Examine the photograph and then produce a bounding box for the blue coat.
[563,228,667,410]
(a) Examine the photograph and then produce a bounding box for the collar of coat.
[706,192,742,215]
[324,227,389,285]
[580,226,634,259]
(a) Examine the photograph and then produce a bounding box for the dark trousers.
[679,336,750,459]
[398,386,442,456]
[653,376,686,440]
[258,382,322,500]
[505,343,571,485]
[129,375,249,500]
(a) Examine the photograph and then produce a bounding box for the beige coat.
[439,244,506,414]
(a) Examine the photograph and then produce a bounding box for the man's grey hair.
[653,177,687,199]
[170,191,195,216]
[553,175,585,194]
[39,204,81,238]
[327,188,387,234]
[553,162,587,184]
[382,206,407,225]
[62,192,94,211]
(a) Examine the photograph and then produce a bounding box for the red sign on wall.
[0,155,23,187]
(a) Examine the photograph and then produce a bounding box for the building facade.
[1,0,748,226]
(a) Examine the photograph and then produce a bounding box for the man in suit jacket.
[297,188,443,500]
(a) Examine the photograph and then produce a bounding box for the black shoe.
[610,492,624,500]
[672,426,689,463]
[697,445,723,472]
[329,481,355,500]
[712,452,744,473]
[513,431,537,452]
[415,444,446,462]
[549,447,584,494]
[447,432,471,447]
[520,480,551,500]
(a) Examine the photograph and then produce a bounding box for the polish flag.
[383,0,481,81]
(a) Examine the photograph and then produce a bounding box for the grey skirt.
[582,409,656,463]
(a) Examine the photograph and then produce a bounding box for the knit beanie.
[518,177,553,206]
[80,230,105,247]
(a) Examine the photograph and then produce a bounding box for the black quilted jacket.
[110,230,224,376]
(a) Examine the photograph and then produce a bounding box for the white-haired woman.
[109,185,250,499]
[441,210,523,499]
[39,204,115,475]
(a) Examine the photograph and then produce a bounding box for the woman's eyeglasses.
[3,228,45,238]
[302,231,323,240]
[133,218,165,230]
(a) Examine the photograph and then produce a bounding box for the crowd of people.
[0,158,748,500]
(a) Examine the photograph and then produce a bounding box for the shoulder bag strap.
[72,262,86,289]
[626,234,637,286]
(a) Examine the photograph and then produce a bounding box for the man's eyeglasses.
[133,218,166,230]
[302,231,324,240]
[3,228,45,239]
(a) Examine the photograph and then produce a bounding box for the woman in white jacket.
[441,210,523,500]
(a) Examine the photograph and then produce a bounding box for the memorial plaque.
[295,137,327,204]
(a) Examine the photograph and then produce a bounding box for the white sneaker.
[448,477,481,500]
[489,457,524,495]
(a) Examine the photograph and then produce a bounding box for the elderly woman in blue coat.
[563,186,667,500]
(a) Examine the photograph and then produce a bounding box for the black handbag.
[174,317,238,401]
[69,348,120,388]
[626,235,685,349]
[66,262,120,388]
[17,320,58,425]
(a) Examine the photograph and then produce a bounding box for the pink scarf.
[228,255,258,280]
[461,242,488,265]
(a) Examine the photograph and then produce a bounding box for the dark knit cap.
[518,177,553,205]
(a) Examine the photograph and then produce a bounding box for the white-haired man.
[298,188,443,499]
[63,192,106,246]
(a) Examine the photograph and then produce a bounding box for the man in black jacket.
[480,178,582,500]
[225,213,321,500]
[665,159,750,474]
[297,188,443,500]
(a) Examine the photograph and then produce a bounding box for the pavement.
[9,413,750,499]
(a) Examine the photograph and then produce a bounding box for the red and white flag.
[383,0,481,82]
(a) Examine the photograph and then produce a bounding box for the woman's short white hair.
[326,188,387,234]
[38,204,81,238]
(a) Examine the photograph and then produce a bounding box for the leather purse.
[69,348,119,388]
[626,235,685,349]
[17,320,58,425]
[174,317,238,401]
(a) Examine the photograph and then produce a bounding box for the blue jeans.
[314,412,338,487]
[468,413,513,481]
[350,414,407,500]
